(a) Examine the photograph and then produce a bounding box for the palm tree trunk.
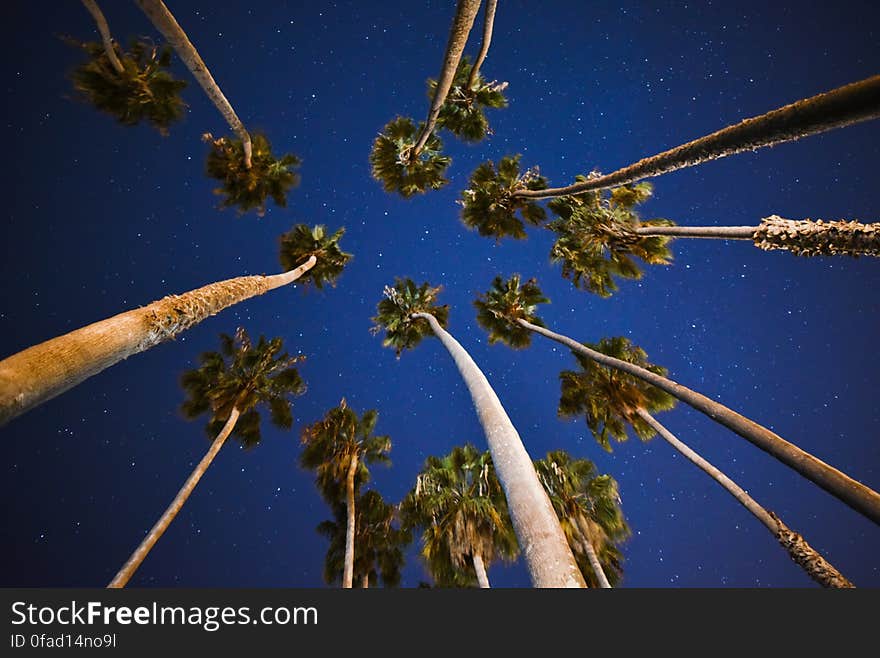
[514,75,880,199]
[361,574,369,589]
[80,0,124,73]
[412,0,482,156]
[635,226,756,239]
[108,406,241,588]
[135,0,253,167]
[636,409,853,588]
[515,318,880,526]
[574,517,612,588]
[472,553,491,588]
[342,453,358,589]
[411,312,585,588]
[466,0,497,89]
[0,256,316,426]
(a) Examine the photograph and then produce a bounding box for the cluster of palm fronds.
[369,117,451,198]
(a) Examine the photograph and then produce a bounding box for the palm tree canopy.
[66,37,188,135]
[428,56,508,143]
[371,278,450,357]
[369,116,451,198]
[180,327,306,449]
[204,132,301,217]
[459,155,548,240]
[278,224,353,289]
[558,336,676,451]
[548,178,674,297]
[474,274,548,349]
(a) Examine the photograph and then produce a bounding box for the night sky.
[2,1,878,588]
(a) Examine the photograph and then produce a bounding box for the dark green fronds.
[278,224,353,289]
[459,155,548,241]
[204,132,301,217]
[369,116,451,198]
[371,278,449,357]
[474,274,548,349]
[428,56,509,143]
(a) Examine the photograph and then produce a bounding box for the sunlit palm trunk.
[516,318,880,526]
[361,574,369,589]
[636,409,853,588]
[574,517,611,588]
[135,0,253,167]
[466,0,497,88]
[472,553,490,588]
[0,257,315,426]
[514,75,880,200]
[108,407,241,588]
[412,312,585,588]
[80,0,123,73]
[343,454,358,589]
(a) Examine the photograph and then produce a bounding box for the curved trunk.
[412,0,482,155]
[0,257,316,426]
[466,0,498,89]
[135,0,253,167]
[342,453,358,589]
[412,312,585,588]
[637,409,853,588]
[574,516,611,588]
[472,553,491,588]
[81,0,124,73]
[108,406,241,588]
[514,75,880,199]
[516,318,880,526]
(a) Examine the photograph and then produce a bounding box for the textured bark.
[514,75,880,199]
[136,0,253,167]
[466,0,498,89]
[753,215,880,257]
[574,516,611,588]
[343,453,358,589]
[472,553,491,588]
[516,318,880,526]
[412,312,585,588]
[412,0,482,155]
[108,406,241,588]
[0,256,315,426]
[637,409,853,588]
[81,0,124,73]
[634,225,756,240]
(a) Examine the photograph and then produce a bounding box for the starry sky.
[1,1,878,588]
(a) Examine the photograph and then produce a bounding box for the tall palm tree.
[0,223,349,426]
[474,274,880,527]
[534,451,630,588]
[401,444,518,588]
[300,400,392,588]
[557,337,853,587]
[372,278,585,587]
[108,328,306,587]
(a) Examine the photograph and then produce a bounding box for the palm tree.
[108,328,306,587]
[474,274,880,527]
[401,444,518,588]
[534,451,630,588]
[430,57,508,143]
[0,223,349,426]
[372,278,585,587]
[300,400,392,588]
[557,337,853,587]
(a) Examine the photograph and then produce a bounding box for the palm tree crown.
[369,116,451,198]
[429,56,508,143]
[370,278,450,357]
[278,224,353,289]
[474,274,548,349]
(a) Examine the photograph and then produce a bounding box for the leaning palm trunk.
[411,0,482,155]
[514,75,880,200]
[515,318,880,526]
[574,517,611,588]
[108,406,241,588]
[343,454,358,589]
[472,553,491,588]
[81,0,123,73]
[412,312,585,587]
[0,257,316,426]
[465,0,497,89]
[636,409,853,588]
[135,0,253,167]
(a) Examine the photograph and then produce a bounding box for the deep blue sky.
[1,1,878,588]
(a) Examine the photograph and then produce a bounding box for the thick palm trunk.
[81,0,123,73]
[343,453,358,589]
[466,0,497,89]
[108,406,241,588]
[516,318,880,526]
[636,409,853,588]
[412,0,482,155]
[574,517,611,588]
[472,553,491,588]
[412,312,585,588]
[0,256,315,426]
[514,75,880,200]
[135,0,253,167]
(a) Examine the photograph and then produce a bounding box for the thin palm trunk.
[516,318,880,525]
[466,0,497,89]
[81,0,123,73]
[635,226,756,239]
[108,406,241,588]
[0,256,316,426]
[472,553,491,588]
[361,574,369,589]
[636,409,853,588]
[135,0,253,167]
[514,75,880,200]
[343,453,358,589]
[411,0,482,156]
[574,516,611,588]
[411,312,585,587]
